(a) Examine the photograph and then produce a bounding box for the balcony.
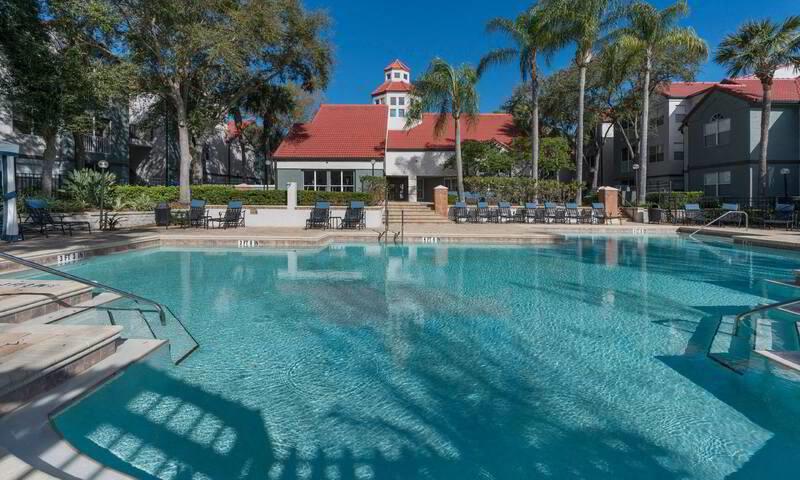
[81,135,109,154]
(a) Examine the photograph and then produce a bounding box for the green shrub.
[464,177,583,204]
[17,190,88,213]
[63,169,117,208]
[298,190,371,205]
[645,191,704,209]
[360,176,387,205]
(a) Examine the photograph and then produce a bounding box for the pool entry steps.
[708,279,800,375]
[0,254,199,417]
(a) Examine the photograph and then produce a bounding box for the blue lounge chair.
[683,203,705,225]
[764,203,795,230]
[306,201,331,229]
[565,202,580,224]
[208,200,245,229]
[544,202,564,223]
[720,202,742,227]
[453,201,471,223]
[497,202,515,223]
[23,198,91,236]
[182,199,210,228]
[341,201,365,229]
[476,201,493,223]
[522,202,539,223]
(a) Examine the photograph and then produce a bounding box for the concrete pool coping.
[0,338,166,480]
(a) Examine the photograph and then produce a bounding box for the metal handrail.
[0,251,168,325]
[688,210,749,239]
[733,297,800,337]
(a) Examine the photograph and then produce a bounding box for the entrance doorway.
[417,176,445,202]
[387,176,408,201]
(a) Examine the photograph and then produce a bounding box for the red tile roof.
[371,81,413,96]
[659,82,718,98]
[273,105,388,159]
[717,78,800,102]
[387,114,518,150]
[384,59,410,71]
[225,119,255,140]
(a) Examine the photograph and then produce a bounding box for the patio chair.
[207,200,245,229]
[182,199,210,228]
[544,202,564,224]
[154,202,172,228]
[683,203,706,225]
[719,202,742,228]
[764,203,795,230]
[452,201,471,223]
[476,201,493,223]
[340,201,366,229]
[306,201,331,229]
[497,202,515,223]
[23,198,91,236]
[521,202,539,223]
[565,202,580,224]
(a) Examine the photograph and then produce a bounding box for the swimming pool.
[49,237,800,479]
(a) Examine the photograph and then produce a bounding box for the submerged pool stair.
[708,292,800,375]
[0,251,199,365]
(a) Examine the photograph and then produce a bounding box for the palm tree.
[478,6,560,180]
[407,58,479,202]
[541,0,615,204]
[715,16,800,196]
[616,0,707,203]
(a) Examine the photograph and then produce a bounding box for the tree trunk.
[41,128,57,196]
[530,54,539,180]
[759,80,773,196]
[72,131,87,170]
[638,51,652,205]
[263,124,272,187]
[591,147,601,191]
[454,115,465,202]
[173,88,192,204]
[576,63,587,204]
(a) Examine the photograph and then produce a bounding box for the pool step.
[21,292,121,325]
[708,315,754,373]
[0,323,121,416]
[0,280,93,324]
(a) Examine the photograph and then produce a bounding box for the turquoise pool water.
[50,237,800,479]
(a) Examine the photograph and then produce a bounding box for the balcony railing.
[81,135,109,154]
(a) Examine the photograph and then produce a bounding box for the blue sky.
[304,0,799,111]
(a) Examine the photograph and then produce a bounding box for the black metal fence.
[15,174,65,193]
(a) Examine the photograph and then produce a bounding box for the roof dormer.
[383,59,411,83]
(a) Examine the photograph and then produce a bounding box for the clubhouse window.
[303,170,329,191]
[390,109,397,117]
[304,170,354,192]
[398,109,405,117]
[403,73,408,80]
[390,97,397,105]
[398,97,405,105]
[394,72,401,79]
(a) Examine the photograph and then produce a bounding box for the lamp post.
[632,163,640,204]
[780,168,791,201]
[97,159,109,230]
[371,158,376,176]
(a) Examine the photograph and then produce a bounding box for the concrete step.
[0,323,122,416]
[22,292,121,325]
[0,280,93,324]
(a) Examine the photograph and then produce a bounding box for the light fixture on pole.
[632,163,640,203]
[371,158,376,176]
[780,168,791,200]
[97,159,109,230]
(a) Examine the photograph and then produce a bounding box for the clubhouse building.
[273,60,518,202]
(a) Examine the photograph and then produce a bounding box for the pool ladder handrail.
[688,210,748,239]
[709,295,800,374]
[0,250,169,325]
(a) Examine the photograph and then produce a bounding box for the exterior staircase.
[384,201,451,225]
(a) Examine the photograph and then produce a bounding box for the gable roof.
[273,105,388,159]
[716,78,800,103]
[384,59,410,71]
[681,78,800,126]
[371,81,413,96]
[387,114,517,150]
[659,82,718,98]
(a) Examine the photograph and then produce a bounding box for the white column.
[1,148,20,241]
[286,182,297,210]
[408,175,417,202]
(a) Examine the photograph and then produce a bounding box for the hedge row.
[645,191,704,208]
[113,185,370,209]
